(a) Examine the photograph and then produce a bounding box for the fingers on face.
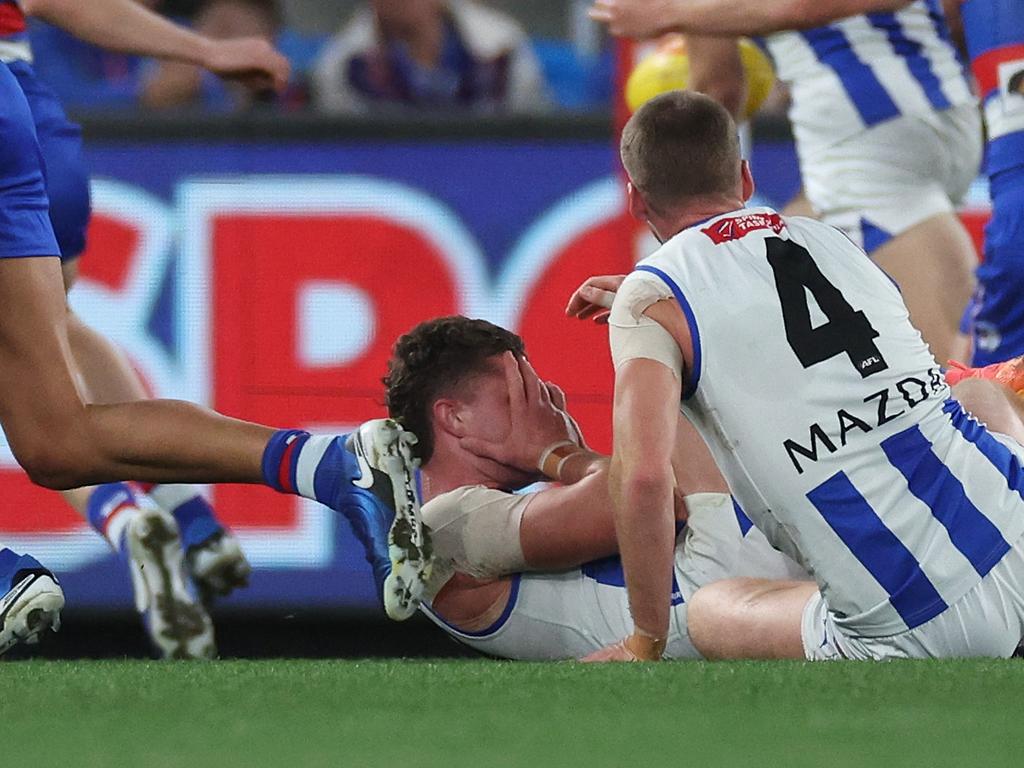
[546,382,567,409]
[504,351,528,407]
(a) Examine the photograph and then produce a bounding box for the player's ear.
[627,181,648,221]
[739,160,755,202]
[433,398,468,438]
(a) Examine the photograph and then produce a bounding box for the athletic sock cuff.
[261,429,311,494]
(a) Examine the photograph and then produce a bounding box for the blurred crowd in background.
[32,0,790,118]
[31,0,605,114]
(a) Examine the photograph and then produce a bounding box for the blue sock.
[141,484,223,551]
[261,429,356,510]
[85,482,144,554]
[0,548,49,592]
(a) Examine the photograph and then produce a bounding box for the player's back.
[0,1,30,63]
[961,0,1024,186]
[633,207,1024,637]
[762,0,972,155]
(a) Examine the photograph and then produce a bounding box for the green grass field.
[2,659,1020,768]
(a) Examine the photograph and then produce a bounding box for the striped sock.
[261,429,353,510]
[135,483,223,552]
[85,482,149,553]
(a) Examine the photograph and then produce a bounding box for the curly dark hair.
[383,316,525,463]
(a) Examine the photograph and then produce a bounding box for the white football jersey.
[761,0,973,156]
[420,493,806,660]
[626,207,1024,637]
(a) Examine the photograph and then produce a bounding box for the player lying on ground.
[570,91,1024,661]
[593,0,979,367]
[0,1,431,656]
[370,316,806,659]
[1,0,266,659]
[375,316,1024,660]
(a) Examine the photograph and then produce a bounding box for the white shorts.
[799,102,982,253]
[802,530,1024,660]
[423,494,809,660]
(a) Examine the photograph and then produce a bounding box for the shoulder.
[422,485,526,529]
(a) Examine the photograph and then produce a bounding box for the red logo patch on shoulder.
[701,212,785,244]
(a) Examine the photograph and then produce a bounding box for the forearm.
[612,461,676,637]
[520,459,619,569]
[661,0,911,36]
[23,0,212,64]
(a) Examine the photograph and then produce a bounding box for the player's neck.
[419,445,517,502]
[659,196,746,241]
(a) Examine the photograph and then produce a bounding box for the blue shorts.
[7,60,90,261]
[968,179,1024,366]
[0,61,59,259]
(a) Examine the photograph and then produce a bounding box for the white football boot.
[0,568,64,656]
[125,508,216,659]
[186,531,252,604]
[344,419,433,621]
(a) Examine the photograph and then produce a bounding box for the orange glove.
[947,357,1024,395]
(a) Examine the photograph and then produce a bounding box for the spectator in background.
[313,0,551,115]
[27,1,159,110]
[141,0,293,110]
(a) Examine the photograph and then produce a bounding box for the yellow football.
[624,36,776,119]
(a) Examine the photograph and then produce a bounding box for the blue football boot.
[341,419,433,620]
[0,551,64,656]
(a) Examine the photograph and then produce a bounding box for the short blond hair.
[620,90,741,211]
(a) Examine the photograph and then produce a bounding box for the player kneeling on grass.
[367,316,805,660]
[571,90,1024,662]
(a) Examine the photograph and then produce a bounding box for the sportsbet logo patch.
[701,212,785,244]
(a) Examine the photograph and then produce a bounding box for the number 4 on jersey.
[766,237,888,378]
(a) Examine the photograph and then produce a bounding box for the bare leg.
[687,577,817,659]
[872,212,977,365]
[60,260,152,516]
[0,256,272,490]
[781,189,816,218]
[952,378,1024,442]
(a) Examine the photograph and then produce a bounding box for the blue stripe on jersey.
[807,471,947,628]
[581,555,684,606]
[922,0,953,45]
[732,497,754,535]
[860,218,894,254]
[633,264,701,399]
[800,26,902,126]
[866,12,952,111]
[943,398,1024,500]
[880,424,1010,577]
[422,574,523,639]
